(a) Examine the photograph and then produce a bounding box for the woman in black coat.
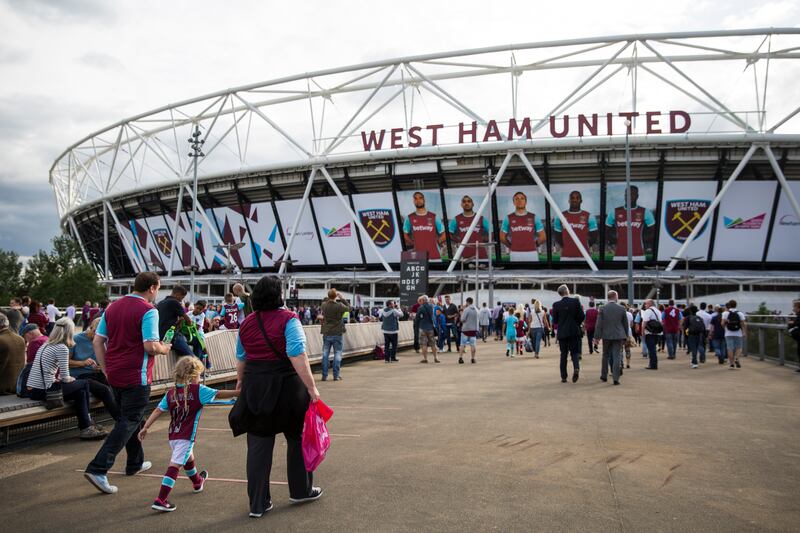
[229,276,322,518]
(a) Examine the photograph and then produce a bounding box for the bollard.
[777,332,785,365]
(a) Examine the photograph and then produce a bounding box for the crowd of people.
[0,274,798,519]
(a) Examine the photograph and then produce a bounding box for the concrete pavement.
[1,337,799,532]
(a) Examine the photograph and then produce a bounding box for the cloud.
[0,46,30,65]
[76,52,123,71]
[722,1,800,29]
[0,175,61,256]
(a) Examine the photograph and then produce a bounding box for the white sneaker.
[127,461,152,476]
[691,364,699,369]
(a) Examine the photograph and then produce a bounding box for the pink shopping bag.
[302,400,334,472]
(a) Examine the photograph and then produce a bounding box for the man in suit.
[551,284,585,383]
[593,290,630,386]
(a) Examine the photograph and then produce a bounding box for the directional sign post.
[400,250,429,307]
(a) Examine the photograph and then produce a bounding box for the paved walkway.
[1,338,799,532]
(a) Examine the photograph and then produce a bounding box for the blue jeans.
[445,323,460,350]
[664,332,679,358]
[687,334,701,364]
[383,333,398,361]
[86,385,150,475]
[713,337,727,362]
[531,327,544,354]
[321,335,343,379]
[645,334,658,368]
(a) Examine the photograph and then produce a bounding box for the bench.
[0,321,414,443]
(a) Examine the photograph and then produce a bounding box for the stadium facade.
[49,29,800,304]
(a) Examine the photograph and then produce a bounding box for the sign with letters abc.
[400,250,429,307]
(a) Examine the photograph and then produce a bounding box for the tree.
[20,236,105,305]
[0,250,23,302]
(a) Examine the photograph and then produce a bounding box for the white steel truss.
[47,29,800,279]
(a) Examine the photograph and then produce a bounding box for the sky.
[0,0,798,258]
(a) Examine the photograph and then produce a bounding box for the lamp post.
[624,118,634,305]
[643,264,662,306]
[215,242,245,295]
[187,125,205,305]
[344,267,366,308]
[275,259,297,306]
[670,255,704,304]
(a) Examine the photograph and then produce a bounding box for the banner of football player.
[275,198,325,266]
[441,186,495,261]
[657,181,717,261]
[396,189,448,262]
[549,183,601,264]
[241,202,285,268]
[351,192,402,264]
[604,181,657,261]
[713,181,777,261]
[494,186,547,262]
[766,181,800,262]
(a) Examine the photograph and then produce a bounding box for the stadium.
[49,29,800,310]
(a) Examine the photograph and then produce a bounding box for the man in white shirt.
[641,299,662,370]
[45,299,60,335]
[478,303,491,342]
[721,299,747,369]
[66,303,76,321]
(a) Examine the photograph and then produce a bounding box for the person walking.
[529,299,549,359]
[411,297,422,352]
[84,272,173,495]
[228,275,322,518]
[662,299,682,359]
[478,303,491,342]
[722,300,747,369]
[417,296,439,364]
[380,300,403,363]
[641,299,663,370]
[493,301,504,341]
[709,305,727,364]
[551,285,585,383]
[443,295,461,352]
[593,290,629,385]
[788,299,800,372]
[458,297,479,364]
[684,305,707,369]
[319,289,349,381]
[584,300,598,354]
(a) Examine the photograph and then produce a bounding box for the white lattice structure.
[50,29,800,284]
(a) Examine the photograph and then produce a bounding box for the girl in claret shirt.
[139,357,239,512]
[514,314,528,356]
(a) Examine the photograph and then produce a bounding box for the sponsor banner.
[400,250,429,306]
[130,216,169,270]
[275,198,325,266]
[243,202,284,268]
[713,181,776,261]
[657,181,716,261]
[397,189,447,262]
[604,181,657,261]
[352,192,402,264]
[766,181,800,262]
[495,186,547,262]
[549,183,601,264]
[442,186,494,260]
[311,195,363,265]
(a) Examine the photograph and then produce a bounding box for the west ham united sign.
[152,228,172,257]
[359,209,395,248]
[665,200,710,242]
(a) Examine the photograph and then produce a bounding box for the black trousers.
[247,432,313,514]
[383,333,398,361]
[559,336,581,380]
[86,385,149,475]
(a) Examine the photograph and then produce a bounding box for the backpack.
[373,344,385,360]
[726,311,742,332]
[644,309,663,334]
[688,315,705,335]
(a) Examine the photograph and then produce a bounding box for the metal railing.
[744,319,798,366]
